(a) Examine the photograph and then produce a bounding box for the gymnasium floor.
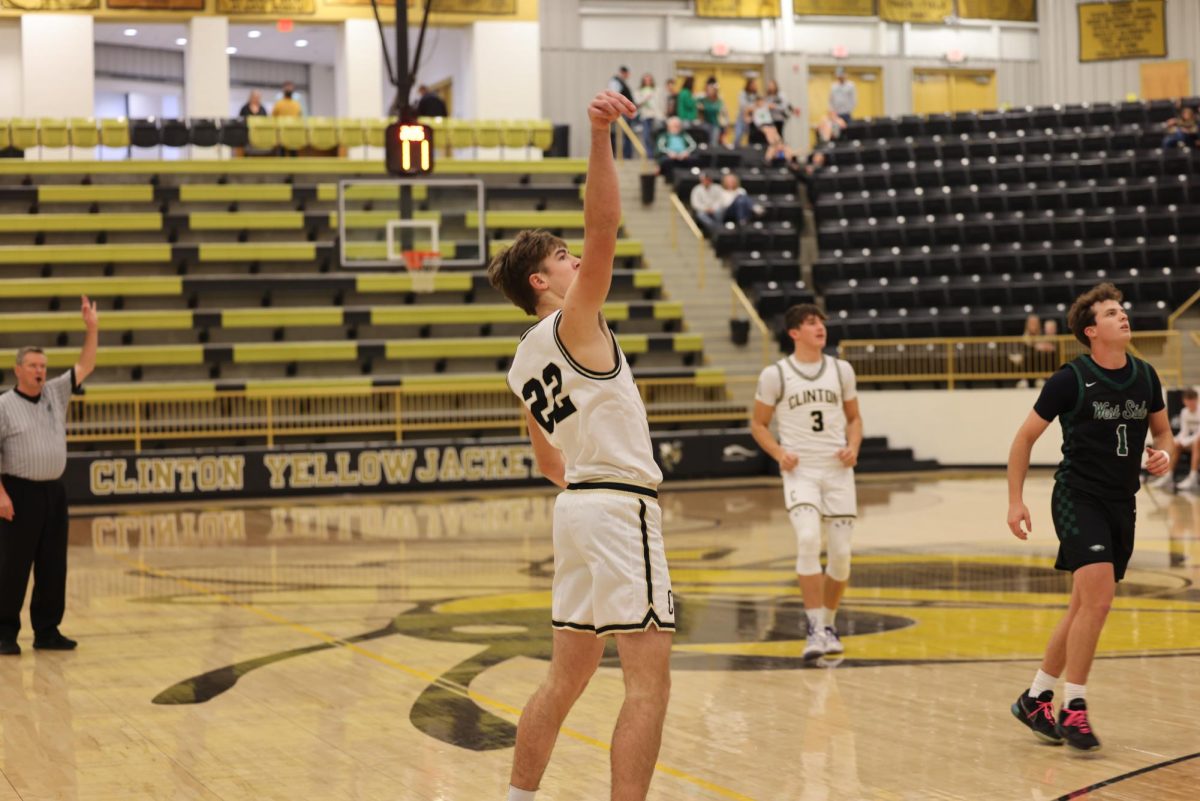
[2,474,1198,801]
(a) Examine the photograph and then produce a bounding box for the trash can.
[730,318,750,346]
[639,172,656,205]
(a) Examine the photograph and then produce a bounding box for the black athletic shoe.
[33,632,77,651]
[0,640,19,656]
[1056,698,1101,752]
[1011,689,1063,744]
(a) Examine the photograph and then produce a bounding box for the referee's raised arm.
[75,295,99,385]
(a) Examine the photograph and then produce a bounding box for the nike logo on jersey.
[1089,544,1106,552]
[1085,382,1097,387]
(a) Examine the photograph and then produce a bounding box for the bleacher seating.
[0,156,744,432]
[806,100,1200,346]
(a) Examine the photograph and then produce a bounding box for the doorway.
[1140,60,1191,101]
[808,65,883,144]
[911,68,998,115]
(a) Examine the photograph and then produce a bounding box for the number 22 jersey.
[507,310,662,488]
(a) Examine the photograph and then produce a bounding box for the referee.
[0,296,98,656]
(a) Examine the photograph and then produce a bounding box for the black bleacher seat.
[130,119,162,150]
[190,119,219,148]
[219,118,249,148]
[161,119,190,149]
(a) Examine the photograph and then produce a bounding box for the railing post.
[394,389,404,442]
[133,401,142,453]
[946,344,955,390]
[265,397,274,448]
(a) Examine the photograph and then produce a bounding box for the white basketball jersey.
[760,355,854,460]
[508,310,662,487]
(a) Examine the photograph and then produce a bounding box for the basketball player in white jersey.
[487,89,673,801]
[751,304,862,661]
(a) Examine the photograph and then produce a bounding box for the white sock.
[507,786,536,801]
[1065,682,1086,706]
[805,608,822,633]
[1028,669,1058,699]
[823,606,837,630]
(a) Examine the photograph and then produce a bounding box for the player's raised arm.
[561,90,636,332]
[1006,409,1051,539]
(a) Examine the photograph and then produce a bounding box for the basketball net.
[403,250,440,294]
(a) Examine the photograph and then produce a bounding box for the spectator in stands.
[764,79,796,139]
[790,150,828,216]
[829,67,857,122]
[1152,387,1200,491]
[765,139,794,167]
[665,78,679,118]
[699,81,728,147]
[239,90,267,118]
[676,76,698,123]
[720,173,756,226]
[1034,319,1059,374]
[415,85,448,118]
[272,82,302,118]
[816,109,848,145]
[655,116,697,181]
[635,73,661,159]
[1162,106,1198,149]
[735,77,758,147]
[1013,313,1043,385]
[609,66,636,158]
[750,97,782,146]
[690,172,725,236]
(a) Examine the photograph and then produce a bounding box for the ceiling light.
[123,28,137,36]
[295,39,309,47]
[175,38,187,46]
[226,46,237,54]
[247,30,262,39]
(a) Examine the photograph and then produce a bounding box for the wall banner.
[793,0,875,15]
[878,0,953,23]
[66,430,769,505]
[956,0,1035,22]
[695,0,783,19]
[1078,0,1166,63]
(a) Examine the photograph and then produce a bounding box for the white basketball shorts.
[782,459,857,518]
[551,483,675,637]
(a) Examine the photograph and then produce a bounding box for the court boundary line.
[113,555,759,801]
[1054,750,1200,800]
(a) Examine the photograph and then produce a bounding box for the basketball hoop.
[402,249,441,293]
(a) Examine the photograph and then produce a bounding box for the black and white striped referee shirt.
[0,369,76,481]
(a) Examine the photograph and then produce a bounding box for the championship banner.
[793,0,874,15]
[1,0,97,9]
[695,0,783,19]
[956,0,1035,21]
[878,0,952,23]
[215,0,315,13]
[107,0,203,8]
[66,430,769,505]
[1078,0,1166,62]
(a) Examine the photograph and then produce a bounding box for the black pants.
[0,476,68,641]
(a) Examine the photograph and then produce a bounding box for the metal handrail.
[1168,287,1200,329]
[615,116,649,164]
[668,192,707,289]
[730,282,773,368]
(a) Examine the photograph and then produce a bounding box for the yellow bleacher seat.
[10,119,38,151]
[475,120,502,148]
[69,118,99,149]
[99,118,130,149]
[336,118,366,149]
[307,117,338,150]
[277,117,307,151]
[247,116,278,150]
[446,118,474,149]
[500,120,530,149]
[364,118,390,148]
[418,116,447,151]
[531,120,554,151]
[38,119,69,149]
[0,123,8,151]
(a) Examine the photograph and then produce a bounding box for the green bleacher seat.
[0,244,170,264]
[38,119,69,149]
[38,185,152,203]
[446,119,474,149]
[501,121,530,149]
[188,211,304,231]
[531,120,553,151]
[179,184,292,202]
[307,117,338,150]
[0,212,161,233]
[99,119,130,149]
[247,117,278,150]
[10,119,37,151]
[0,123,8,150]
[69,118,100,149]
[364,118,390,148]
[475,121,502,149]
[277,117,308,151]
[336,118,366,149]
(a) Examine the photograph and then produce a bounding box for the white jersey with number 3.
[756,355,857,461]
[508,310,662,487]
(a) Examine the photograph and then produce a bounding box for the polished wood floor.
[2,474,1199,800]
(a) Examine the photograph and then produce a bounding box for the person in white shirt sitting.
[689,172,725,236]
[1152,387,1200,491]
